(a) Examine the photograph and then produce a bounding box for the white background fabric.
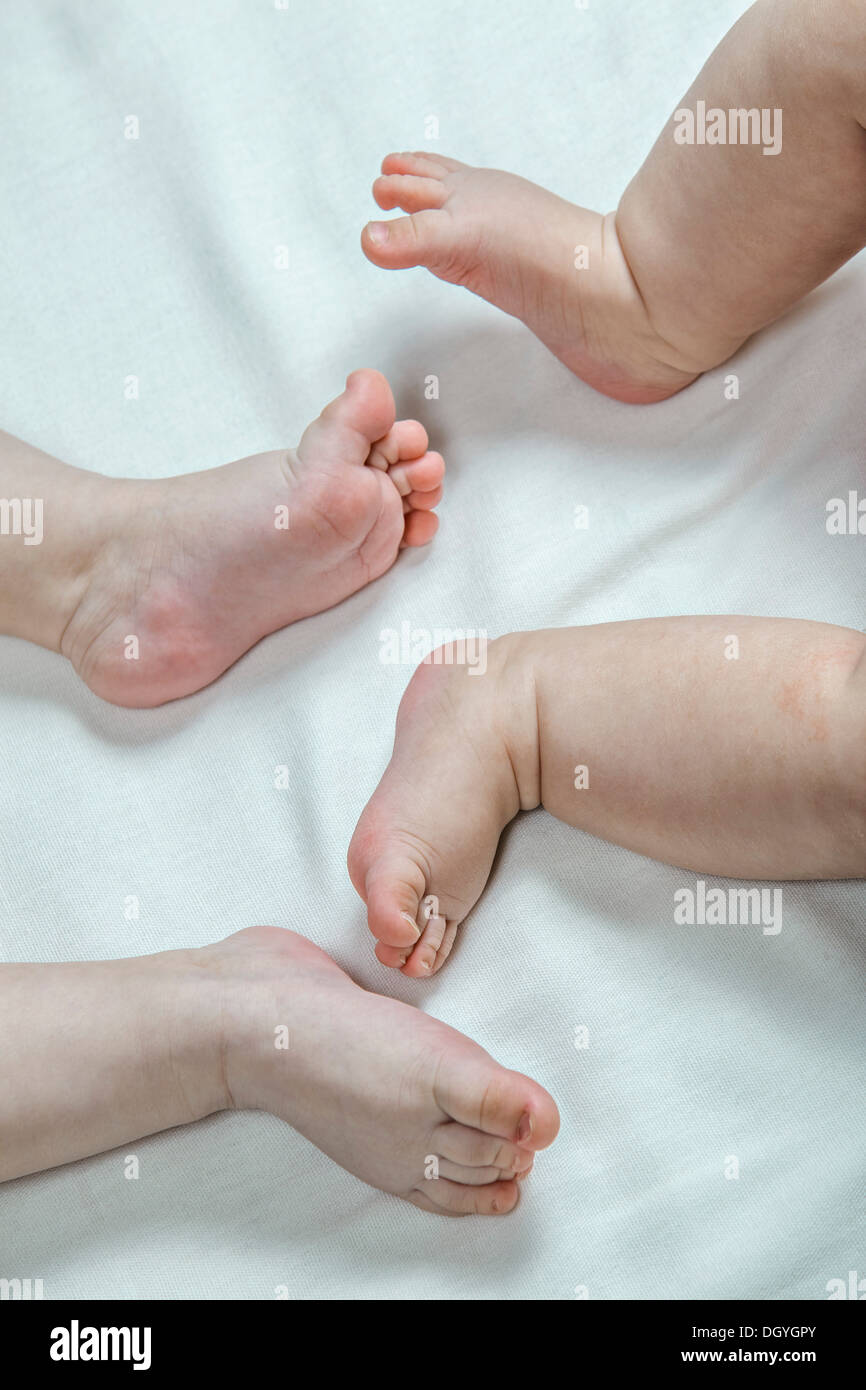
[0,0,863,1300]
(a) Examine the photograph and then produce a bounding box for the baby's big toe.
[348,831,455,972]
[439,1060,561,1157]
[336,368,396,446]
[298,368,396,470]
[361,210,450,271]
[347,832,427,953]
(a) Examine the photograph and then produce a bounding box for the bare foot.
[362,152,703,404]
[62,370,444,706]
[212,926,559,1215]
[348,637,524,977]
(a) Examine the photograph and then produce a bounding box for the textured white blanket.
[1,0,863,1299]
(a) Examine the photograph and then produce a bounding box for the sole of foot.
[213,925,560,1215]
[63,370,445,706]
[348,637,524,977]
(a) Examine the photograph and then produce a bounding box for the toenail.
[367,221,389,245]
[517,1110,534,1145]
[400,912,421,941]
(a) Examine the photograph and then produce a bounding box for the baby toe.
[438,1064,561,1154]
[388,449,445,498]
[361,210,450,270]
[406,151,465,172]
[347,841,426,950]
[435,1159,510,1186]
[329,368,395,445]
[380,151,450,178]
[400,509,439,547]
[373,173,448,213]
[432,1121,535,1175]
[402,485,442,513]
[402,911,447,977]
[374,939,412,969]
[410,1176,520,1217]
[299,369,396,469]
[367,419,428,473]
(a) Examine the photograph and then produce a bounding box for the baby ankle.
[488,632,542,814]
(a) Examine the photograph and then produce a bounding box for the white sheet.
[1,0,864,1300]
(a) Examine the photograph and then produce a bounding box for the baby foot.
[362,152,702,404]
[212,925,559,1215]
[62,370,444,706]
[348,636,529,977]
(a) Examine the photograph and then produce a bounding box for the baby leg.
[349,618,866,973]
[363,0,866,401]
[0,927,559,1213]
[617,0,866,373]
